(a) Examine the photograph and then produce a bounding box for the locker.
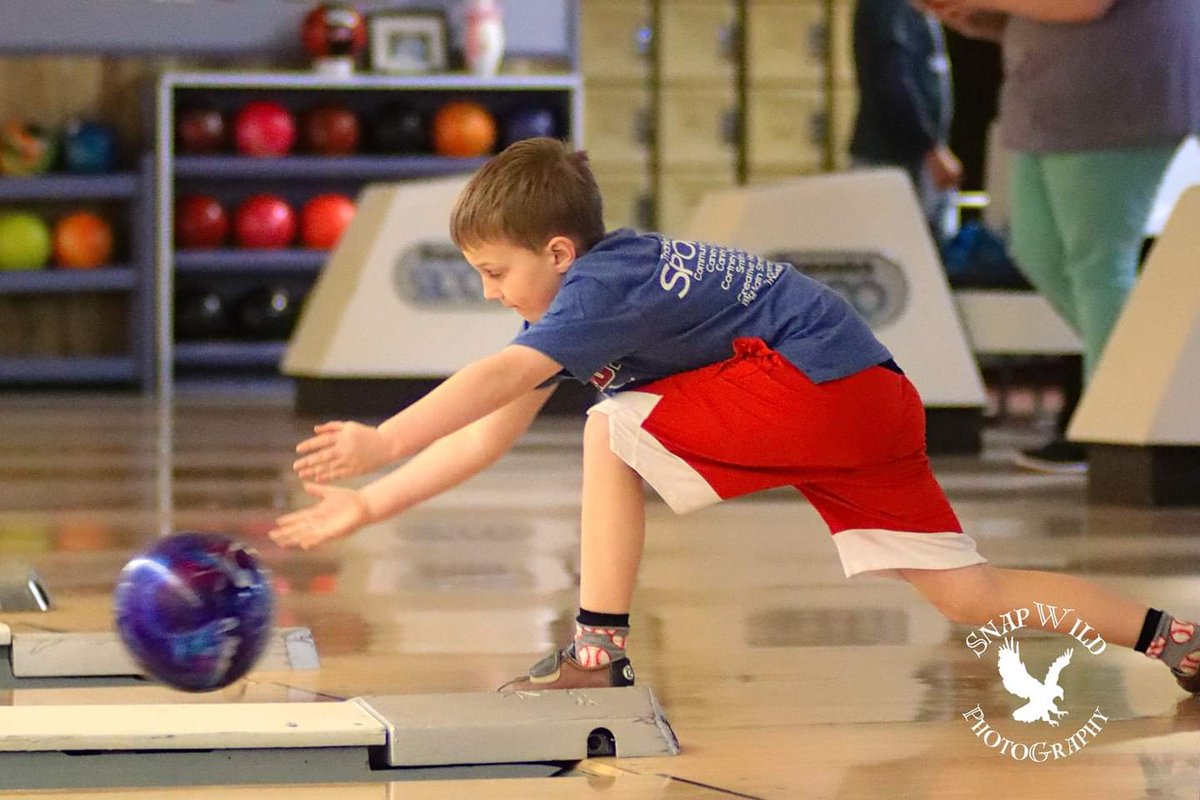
[659,0,739,82]
[657,84,739,166]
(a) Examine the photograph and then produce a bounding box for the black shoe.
[1012,439,1088,474]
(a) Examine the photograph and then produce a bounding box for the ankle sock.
[1136,608,1200,676]
[573,608,629,668]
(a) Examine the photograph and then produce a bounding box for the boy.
[270,138,1200,693]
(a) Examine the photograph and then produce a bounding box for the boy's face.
[462,236,576,322]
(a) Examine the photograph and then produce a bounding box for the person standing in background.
[926,0,1200,473]
[850,0,962,244]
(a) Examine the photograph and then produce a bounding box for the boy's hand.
[293,421,391,482]
[268,482,371,550]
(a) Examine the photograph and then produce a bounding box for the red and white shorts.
[589,337,985,579]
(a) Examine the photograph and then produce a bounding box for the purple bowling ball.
[502,107,557,146]
[114,531,274,692]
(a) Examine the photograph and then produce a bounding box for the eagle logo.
[997,638,1073,727]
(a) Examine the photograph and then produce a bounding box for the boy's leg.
[901,564,1200,688]
[500,411,642,690]
[579,410,645,615]
[899,564,1144,645]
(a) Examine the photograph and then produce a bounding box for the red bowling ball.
[175,195,230,249]
[235,195,296,249]
[299,193,356,250]
[234,101,297,157]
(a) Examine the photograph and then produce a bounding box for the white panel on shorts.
[589,392,722,515]
[834,528,988,580]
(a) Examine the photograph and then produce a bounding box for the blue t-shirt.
[512,229,893,393]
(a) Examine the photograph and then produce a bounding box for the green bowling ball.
[0,211,52,270]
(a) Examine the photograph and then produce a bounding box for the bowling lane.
[0,769,734,800]
[5,393,1200,799]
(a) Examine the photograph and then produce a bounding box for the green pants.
[1009,145,1178,381]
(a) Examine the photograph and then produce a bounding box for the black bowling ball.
[370,106,429,154]
[175,290,232,340]
[236,286,300,340]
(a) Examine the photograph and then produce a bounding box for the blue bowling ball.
[502,107,557,146]
[63,120,118,173]
[114,531,274,692]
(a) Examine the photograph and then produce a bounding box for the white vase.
[465,0,505,77]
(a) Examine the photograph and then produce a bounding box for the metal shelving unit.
[173,155,491,180]
[173,341,288,369]
[0,267,137,294]
[156,70,584,395]
[0,173,138,201]
[174,249,328,276]
[0,355,138,383]
[0,160,155,390]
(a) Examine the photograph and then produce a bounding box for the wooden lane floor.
[0,771,736,800]
[2,393,1200,798]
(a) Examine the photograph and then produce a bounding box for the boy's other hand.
[268,482,371,550]
[294,421,390,482]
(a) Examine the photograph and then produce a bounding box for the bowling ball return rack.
[0,621,319,690]
[0,621,679,789]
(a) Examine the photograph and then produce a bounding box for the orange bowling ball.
[300,193,356,250]
[53,211,113,269]
[432,101,497,158]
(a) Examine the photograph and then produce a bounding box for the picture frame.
[369,12,449,74]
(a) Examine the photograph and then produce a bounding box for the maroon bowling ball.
[301,104,360,156]
[176,108,228,154]
[234,101,297,158]
[302,4,368,59]
[234,195,296,249]
[175,195,230,249]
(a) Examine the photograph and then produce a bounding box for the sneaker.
[1012,439,1088,474]
[499,644,635,692]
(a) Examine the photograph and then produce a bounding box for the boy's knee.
[900,567,994,626]
[931,595,989,626]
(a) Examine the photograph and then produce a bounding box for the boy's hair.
[450,137,605,254]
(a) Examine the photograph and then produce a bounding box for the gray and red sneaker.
[499,644,635,692]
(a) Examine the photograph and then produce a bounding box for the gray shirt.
[1000,0,1200,153]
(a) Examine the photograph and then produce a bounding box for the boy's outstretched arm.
[271,382,557,550]
[294,345,561,482]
